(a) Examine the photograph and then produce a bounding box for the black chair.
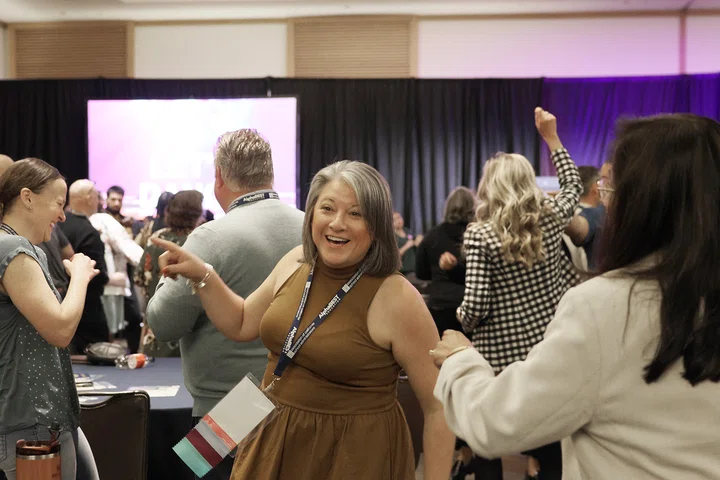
[397,373,424,468]
[79,391,150,480]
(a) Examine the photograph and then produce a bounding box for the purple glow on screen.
[88,97,298,219]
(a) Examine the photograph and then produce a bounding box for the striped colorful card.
[173,374,276,477]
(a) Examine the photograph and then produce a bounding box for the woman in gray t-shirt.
[0,158,100,479]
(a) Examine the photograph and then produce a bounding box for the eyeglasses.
[597,178,614,201]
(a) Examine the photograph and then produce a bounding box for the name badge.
[173,373,278,477]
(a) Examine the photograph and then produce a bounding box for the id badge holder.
[173,373,280,478]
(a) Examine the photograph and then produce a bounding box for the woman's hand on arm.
[373,276,455,479]
[4,253,98,347]
[431,330,473,368]
[434,290,601,458]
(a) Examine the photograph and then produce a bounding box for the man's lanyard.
[267,262,365,391]
[228,191,280,213]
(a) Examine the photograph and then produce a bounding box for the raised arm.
[151,238,302,342]
[1,248,99,348]
[534,108,582,225]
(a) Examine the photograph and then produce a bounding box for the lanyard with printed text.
[228,191,280,213]
[267,262,365,390]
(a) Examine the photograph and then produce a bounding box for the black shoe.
[525,473,540,480]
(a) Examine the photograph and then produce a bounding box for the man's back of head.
[68,179,98,216]
[214,129,274,192]
[578,166,600,207]
[0,155,14,177]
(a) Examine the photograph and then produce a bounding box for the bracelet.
[187,263,214,295]
[446,345,471,359]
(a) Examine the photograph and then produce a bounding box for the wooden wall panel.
[289,16,414,78]
[9,22,132,79]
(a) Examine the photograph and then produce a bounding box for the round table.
[73,358,194,480]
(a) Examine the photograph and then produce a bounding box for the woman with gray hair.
[416,187,475,335]
[151,160,454,479]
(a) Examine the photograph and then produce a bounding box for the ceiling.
[1,0,718,23]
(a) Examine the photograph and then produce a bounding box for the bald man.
[0,154,13,176]
[59,180,110,353]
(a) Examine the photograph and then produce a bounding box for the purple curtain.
[540,75,698,175]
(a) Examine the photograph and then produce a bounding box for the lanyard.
[268,262,365,389]
[228,191,280,213]
[0,223,39,256]
[0,223,19,236]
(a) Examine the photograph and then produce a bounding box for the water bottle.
[115,353,154,369]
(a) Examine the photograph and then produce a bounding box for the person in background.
[105,185,140,235]
[90,206,144,351]
[103,185,144,352]
[415,187,475,335]
[0,158,100,480]
[136,190,204,357]
[393,211,423,284]
[61,180,110,353]
[151,160,455,480]
[565,164,609,270]
[135,191,174,248]
[433,113,720,480]
[450,108,581,480]
[197,209,215,226]
[146,129,305,480]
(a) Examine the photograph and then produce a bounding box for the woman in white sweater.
[431,113,720,479]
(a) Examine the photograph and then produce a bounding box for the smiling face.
[311,179,373,270]
[33,178,67,242]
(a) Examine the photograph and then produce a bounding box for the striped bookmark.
[173,374,276,477]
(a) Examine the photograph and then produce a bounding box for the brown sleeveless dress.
[230,260,415,480]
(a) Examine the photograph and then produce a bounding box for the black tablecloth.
[74,358,194,480]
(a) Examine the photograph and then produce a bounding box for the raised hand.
[63,253,100,284]
[151,237,207,283]
[439,252,458,271]
[534,107,562,150]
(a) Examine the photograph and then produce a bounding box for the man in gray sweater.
[146,129,303,479]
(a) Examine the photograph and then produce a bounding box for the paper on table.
[76,381,117,392]
[128,385,180,397]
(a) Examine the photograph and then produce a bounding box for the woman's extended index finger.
[150,237,182,252]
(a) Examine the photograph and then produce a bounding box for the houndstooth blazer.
[458,149,582,373]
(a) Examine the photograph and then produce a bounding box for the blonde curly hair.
[476,152,549,268]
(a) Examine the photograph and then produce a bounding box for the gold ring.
[429,349,435,356]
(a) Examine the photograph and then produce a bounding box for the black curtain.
[0,77,540,232]
[0,78,267,182]
[271,78,542,231]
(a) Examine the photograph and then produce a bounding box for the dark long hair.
[597,114,720,385]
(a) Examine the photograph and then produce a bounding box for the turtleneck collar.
[315,257,364,281]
